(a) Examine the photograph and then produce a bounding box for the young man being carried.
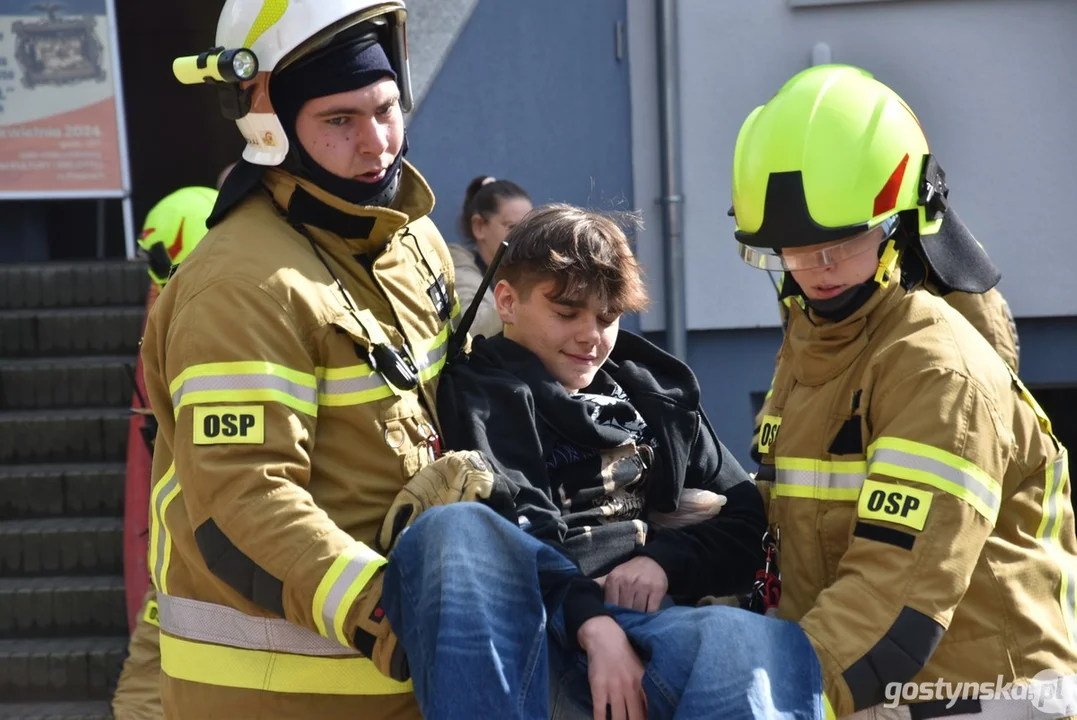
[375,204,826,720]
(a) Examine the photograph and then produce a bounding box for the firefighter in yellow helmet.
[111,185,217,720]
[138,2,486,717]
[734,65,1077,718]
[136,186,219,287]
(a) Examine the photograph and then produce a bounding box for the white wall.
[403,0,479,114]
[630,0,1077,331]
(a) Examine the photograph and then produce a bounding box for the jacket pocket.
[323,315,437,477]
[377,398,437,479]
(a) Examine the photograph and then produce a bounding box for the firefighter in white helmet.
[139,2,487,717]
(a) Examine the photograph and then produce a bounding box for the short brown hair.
[495,203,649,315]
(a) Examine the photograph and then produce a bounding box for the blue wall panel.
[406,0,633,246]
[668,316,1077,470]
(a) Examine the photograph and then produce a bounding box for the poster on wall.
[0,0,129,196]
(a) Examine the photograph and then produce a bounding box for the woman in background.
[450,175,532,338]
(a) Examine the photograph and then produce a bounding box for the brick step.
[0,307,145,359]
[0,637,127,703]
[0,409,129,465]
[0,577,127,638]
[0,519,123,577]
[0,260,148,311]
[0,357,137,411]
[0,464,126,521]
[0,701,112,719]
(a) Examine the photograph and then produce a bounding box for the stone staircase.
[0,261,148,719]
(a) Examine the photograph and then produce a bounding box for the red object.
[873,153,910,218]
[167,218,186,259]
[750,529,782,614]
[427,429,442,459]
[755,567,782,611]
[755,545,782,612]
[123,283,159,631]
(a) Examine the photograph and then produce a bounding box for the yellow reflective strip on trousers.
[1038,450,1077,646]
[159,633,413,696]
[313,543,387,646]
[867,437,1001,524]
[149,464,180,595]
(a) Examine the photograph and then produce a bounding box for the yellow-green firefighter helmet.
[731,65,948,257]
[137,186,218,287]
[732,64,999,296]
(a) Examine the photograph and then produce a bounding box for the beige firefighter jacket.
[943,287,1020,373]
[753,286,1021,460]
[756,272,1076,718]
[140,162,456,719]
[774,286,1019,372]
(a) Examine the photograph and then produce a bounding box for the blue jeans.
[382,504,826,720]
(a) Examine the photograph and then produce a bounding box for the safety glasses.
[738,215,899,272]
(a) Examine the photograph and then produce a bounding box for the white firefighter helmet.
[214,0,412,166]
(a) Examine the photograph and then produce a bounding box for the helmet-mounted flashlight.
[173,47,259,85]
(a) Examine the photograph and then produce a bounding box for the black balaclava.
[780,225,908,323]
[270,28,405,208]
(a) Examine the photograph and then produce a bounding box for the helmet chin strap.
[874,238,901,288]
[802,236,904,322]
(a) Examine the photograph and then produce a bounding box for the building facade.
[408,0,1077,466]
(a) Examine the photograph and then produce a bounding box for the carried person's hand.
[594,555,669,613]
[376,450,494,553]
[577,616,648,720]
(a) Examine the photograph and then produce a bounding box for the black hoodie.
[436,330,766,648]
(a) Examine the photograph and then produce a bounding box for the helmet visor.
[738,216,899,272]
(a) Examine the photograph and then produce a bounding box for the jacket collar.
[264,160,435,255]
[786,271,907,386]
[472,336,631,449]
[471,331,697,447]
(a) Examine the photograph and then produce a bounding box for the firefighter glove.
[376,450,495,553]
[352,569,410,682]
